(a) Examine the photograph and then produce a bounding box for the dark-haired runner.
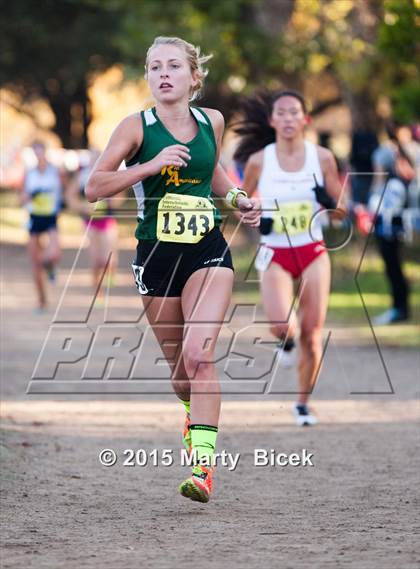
[234,91,343,425]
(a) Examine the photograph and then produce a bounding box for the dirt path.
[1,241,419,568]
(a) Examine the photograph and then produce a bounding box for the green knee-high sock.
[179,398,191,416]
[190,424,218,464]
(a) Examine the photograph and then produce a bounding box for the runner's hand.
[237,195,261,227]
[312,174,336,210]
[147,145,191,175]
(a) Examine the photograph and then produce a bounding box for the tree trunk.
[343,88,381,132]
[341,0,384,133]
[49,95,73,148]
[254,0,295,39]
[45,79,91,148]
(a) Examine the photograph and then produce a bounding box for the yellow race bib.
[157,193,214,244]
[32,192,55,216]
[273,201,312,235]
[92,199,108,218]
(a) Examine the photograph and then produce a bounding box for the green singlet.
[126,106,222,242]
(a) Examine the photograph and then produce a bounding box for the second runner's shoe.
[276,338,296,369]
[293,403,318,426]
[179,465,214,503]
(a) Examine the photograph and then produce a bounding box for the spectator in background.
[349,130,378,205]
[369,122,419,325]
[19,141,64,313]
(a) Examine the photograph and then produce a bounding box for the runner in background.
[19,141,63,313]
[234,91,343,426]
[66,151,119,302]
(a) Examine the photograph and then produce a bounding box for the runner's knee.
[50,250,61,264]
[183,345,214,378]
[30,254,43,269]
[300,327,322,356]
[93,258,107,271]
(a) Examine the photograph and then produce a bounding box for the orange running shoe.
[179,464,214,503]
[182,413,192,454]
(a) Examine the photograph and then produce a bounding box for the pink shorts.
[84,217,117,232]
[270,241,326,279]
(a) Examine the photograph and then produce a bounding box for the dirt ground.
[1,240,419,569]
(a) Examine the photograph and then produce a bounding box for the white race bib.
[255,244,274,272]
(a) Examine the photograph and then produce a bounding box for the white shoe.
[293,404,318,426]
[276,342,296,369]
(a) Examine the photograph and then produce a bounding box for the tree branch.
[0,94,51,133]
[311,96,343,117]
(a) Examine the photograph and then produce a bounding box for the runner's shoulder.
[118,112,143,136]
[316,145,336,169]
[247,149,264,169]
[199,108,225,136]
[114,112,143,162]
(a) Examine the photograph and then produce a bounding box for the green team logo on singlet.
[160,165,202,187]
[126,106,221,241]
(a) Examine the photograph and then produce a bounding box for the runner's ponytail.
[232,91,275,165]
[233,90,307,165]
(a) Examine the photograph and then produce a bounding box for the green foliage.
[1,0,418,143]
[115,0,418,125]
[0,0,123,94]
[0,0,127,145]
[114,0,289,88]
[377,0,420,122]
[378,0,419,60]
[391,82,420,123]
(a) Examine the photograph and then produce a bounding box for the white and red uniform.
[257,140,326,278]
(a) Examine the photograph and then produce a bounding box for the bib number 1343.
[157,193,214,244]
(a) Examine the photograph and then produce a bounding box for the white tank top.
[258,140,324,247]
[25,165,62,216]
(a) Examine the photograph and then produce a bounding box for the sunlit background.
[1,0,419,343]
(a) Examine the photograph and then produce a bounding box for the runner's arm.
[313,146,347,219]
[241,151,263,198]
[18,175,30,206]
[66,174,91,216]
[223,150,263,224]
[85,114,145,202]
[319,147,346,212]
[204,107,245,197]
[86,114,191,202]
[204,108,260,226]
[205,108,233,198]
